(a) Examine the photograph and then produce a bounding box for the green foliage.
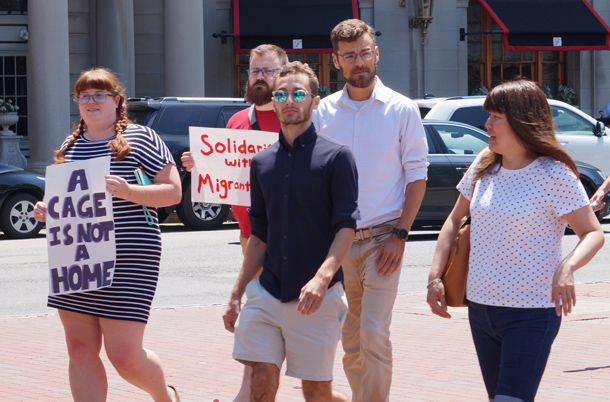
[556,85,577,105]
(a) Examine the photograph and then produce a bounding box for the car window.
[551,106,595,136]
[435,124,488,155]
[419,106,431,119]
[425,129,438,154]
[156,106,203,135]
[219,107,247,127]
[449,106,488,131]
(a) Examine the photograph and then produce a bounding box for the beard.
[343,61,377,88]
[277,101,314,127]
[245,79,273,106]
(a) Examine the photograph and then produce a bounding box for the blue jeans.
[468,302,561,402]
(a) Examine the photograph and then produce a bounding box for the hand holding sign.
[189,127,277,207]
[45,156,116,295]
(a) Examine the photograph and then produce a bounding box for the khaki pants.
[342,232,400,402]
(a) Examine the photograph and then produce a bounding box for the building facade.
[0,0,608,173]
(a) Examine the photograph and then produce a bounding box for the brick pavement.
[1,282,608,401]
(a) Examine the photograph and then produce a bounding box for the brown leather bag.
[441,216,470,307]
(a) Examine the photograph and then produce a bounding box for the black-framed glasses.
[272,90,315,103]
[335,49,375,63]
[74,93,114,104]
[246,68,279,79]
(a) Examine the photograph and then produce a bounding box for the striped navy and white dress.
[47,124,175,323]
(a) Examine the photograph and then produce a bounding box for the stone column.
[165,0,205,96]
[95,0,135,97]
[27,0,71,174]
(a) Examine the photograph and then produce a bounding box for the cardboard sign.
[189,127,277,206]
[45,156,116,296]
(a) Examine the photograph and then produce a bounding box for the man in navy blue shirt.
[223,61,359,402]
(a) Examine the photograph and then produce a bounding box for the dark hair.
[274,61,319,96]
[474,79,578,181]
[54,67,132,164]
[250,44,289,66]
[330,19,376,53]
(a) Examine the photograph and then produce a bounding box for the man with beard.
[182,44,288,402]
[182,44,288,254]
[223,61,359,402]
[223,44,288,253]
[312,19,428,402]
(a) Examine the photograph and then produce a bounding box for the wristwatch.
[392,227,409,241]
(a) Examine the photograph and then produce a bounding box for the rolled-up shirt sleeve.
[400,102,429,185]
[331,146,360,232]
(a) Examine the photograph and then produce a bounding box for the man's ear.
[312,96,321,110]
[332,53,340,70]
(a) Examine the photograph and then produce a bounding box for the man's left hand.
[375,235,405,276]
[297,276,329,315]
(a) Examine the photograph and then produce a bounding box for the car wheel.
[176,185,230,230]
[0,192,44,239]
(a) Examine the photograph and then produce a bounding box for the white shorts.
[233,278,347,381]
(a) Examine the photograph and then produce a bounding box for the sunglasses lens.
[293,91,306,102]
[93,94,107,103]
[274,91,287,102]
[77,95,89,104]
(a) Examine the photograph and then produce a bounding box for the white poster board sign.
[189,127,277,206]
[45,156,116,295]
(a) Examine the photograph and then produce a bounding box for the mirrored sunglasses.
[272,90,315,103]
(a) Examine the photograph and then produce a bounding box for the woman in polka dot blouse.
[426,80,604,402]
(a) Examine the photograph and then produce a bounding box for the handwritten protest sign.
[189,127,277,206]
[45,156,116,296]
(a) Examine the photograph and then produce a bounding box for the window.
[156,106,203,135]
[551,106,595,136]
[467,1,566,95]
[0,0,26,15]
[0,55,27,136]
[450,106,489,131]
[435,124,488,155]
[218,107,247,127]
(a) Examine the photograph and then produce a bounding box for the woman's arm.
[589,175,610,211]
[105,163,182,208]
[553,205,604,316]
[426,194,471,319]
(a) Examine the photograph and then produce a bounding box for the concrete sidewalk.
[1,282,609,401]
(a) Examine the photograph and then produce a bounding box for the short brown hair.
[250,44,289,66]
[330,19,376,52]
[274,61,319,96]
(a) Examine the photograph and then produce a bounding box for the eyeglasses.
[247,68,279,79]
[335,49,375,64]
[75,93,114,104]
[272,90,315,103]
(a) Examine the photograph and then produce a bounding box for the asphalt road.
[2,220,610,318]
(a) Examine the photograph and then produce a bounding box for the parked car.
[0,163,45,239]
[127,97,250,230]
[126,97,610,231]
[416,96,610,176]
[416,119,610,229]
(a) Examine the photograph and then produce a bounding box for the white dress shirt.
[312,78,428,228]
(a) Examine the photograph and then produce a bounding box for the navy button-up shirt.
[249,123,360,302]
